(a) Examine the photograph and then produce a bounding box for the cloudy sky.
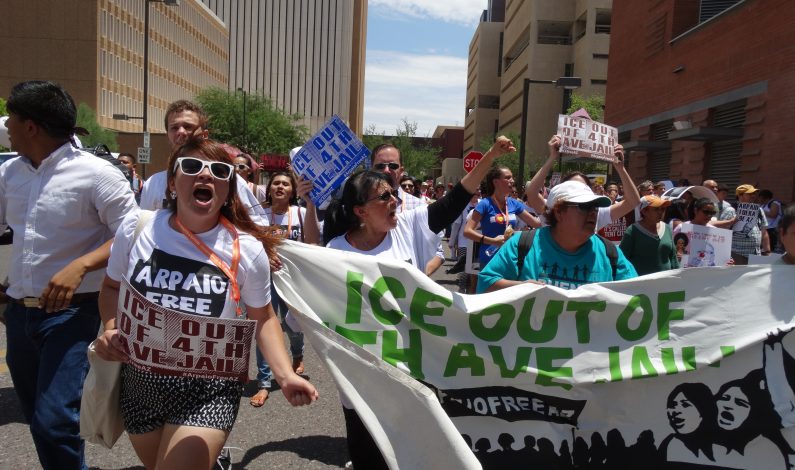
[364,0,486,137]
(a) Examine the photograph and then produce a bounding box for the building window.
[593,53,609,59]
[537,21,573,45]
[595,9,611,34]
[699,0,743,23]
[591,79,607,85]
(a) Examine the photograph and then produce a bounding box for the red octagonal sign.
[463,151,483,174]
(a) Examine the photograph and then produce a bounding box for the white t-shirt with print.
[107,210,271,319]
[326,205,437,269]
[263,205,307,241]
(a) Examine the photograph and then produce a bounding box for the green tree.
[567,93,605,122]
[76,103,118,151]
[0,97,8,151]
[196,87,308,155]
[363,119,441,179]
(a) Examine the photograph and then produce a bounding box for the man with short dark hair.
[0,80,137,469]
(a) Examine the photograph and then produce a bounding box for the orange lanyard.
[174,215,242,316]
[492,196,510,226]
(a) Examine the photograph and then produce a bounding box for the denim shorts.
[120,365,243,434]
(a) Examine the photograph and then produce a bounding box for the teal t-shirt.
[477,226,638,293]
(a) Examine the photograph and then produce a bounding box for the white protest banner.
[291,115,370,209]
[557,114,618,162]
[734,203,761,234]
[116,278,255,380]
[274,240,795,470]
[677,222,733,268]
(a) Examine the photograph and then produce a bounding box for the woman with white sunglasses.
[94,136,317,470]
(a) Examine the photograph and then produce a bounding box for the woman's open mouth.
[193,187,214,205]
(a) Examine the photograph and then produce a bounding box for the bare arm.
[518,210,543,229]
[247,303,318,406]
[296,176,320,245]
[607,145,640,221]
[40,238,114,313]
[94,275,129,363]
[463,210,505,247]
[460,136,516,194]
[525,135,560,213]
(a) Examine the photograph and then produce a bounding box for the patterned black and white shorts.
[120,365,244,434]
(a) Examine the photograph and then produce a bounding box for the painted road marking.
[0,348,7,374]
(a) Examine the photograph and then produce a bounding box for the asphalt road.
[0,244,461,469]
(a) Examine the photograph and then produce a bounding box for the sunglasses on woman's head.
[374,162,400,171]
[175,157,234,180]
[367,189,400,203]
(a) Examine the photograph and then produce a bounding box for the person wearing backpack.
[477,180,638,293]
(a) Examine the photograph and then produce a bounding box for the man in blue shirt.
[478,181,637,292]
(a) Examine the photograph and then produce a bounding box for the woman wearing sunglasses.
[478,180,637,293]
[233,152,268,204]
[94,137,317,470]
[250,170,320,407]
[322,136,516,470]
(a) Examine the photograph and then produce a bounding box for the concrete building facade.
[0,0,228,136]
[605,0,795,201]
[465,0,611,167]
[200,0,367,135]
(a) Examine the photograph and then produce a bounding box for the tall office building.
[200,0,368,135]
[0,0,228,136]
[465,0,611,166]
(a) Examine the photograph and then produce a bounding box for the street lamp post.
[517,77,581,186]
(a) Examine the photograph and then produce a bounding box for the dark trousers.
[5,300,101,470]
[343,406,389,470]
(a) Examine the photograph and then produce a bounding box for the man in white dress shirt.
[0,81,137,469]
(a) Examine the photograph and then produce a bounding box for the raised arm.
[525,135,560,213]
[296,176,321,245]
[607,144,640,221]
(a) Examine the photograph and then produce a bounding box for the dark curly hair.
[323,170,393,245]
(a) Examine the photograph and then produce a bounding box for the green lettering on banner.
[335,325,378,347]
[661,348,678,374]
[569,300,606,343]
[489,345,532,378]
[382,329,424,380]
[345,270,365,324]
[470,304,514,341]
[657,291,685,340]
[608,346,622,381]
[631,346,659,379]
[710,346,736,368]
[516,298,563,343]
[369,276,406,326]
[535,347,573,390]
[616,295,653,341]
[444,343,485,377]
[409,288,450,337]
[682,346,696,371]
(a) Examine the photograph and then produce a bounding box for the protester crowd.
[1,80,793,470]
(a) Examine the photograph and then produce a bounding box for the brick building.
[605,0,795,201]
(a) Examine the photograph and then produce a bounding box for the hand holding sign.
[280,374,319,406]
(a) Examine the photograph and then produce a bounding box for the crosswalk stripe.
[0,348,6,374]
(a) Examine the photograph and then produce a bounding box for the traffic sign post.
[137,147,151,164]
[463,151,484,173]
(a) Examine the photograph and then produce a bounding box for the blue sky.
[364,1,487,137]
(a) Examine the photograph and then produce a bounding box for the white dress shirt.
[0,143,137,298]
[140,170,266,224]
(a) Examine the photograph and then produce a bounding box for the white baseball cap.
[546,180,611,209]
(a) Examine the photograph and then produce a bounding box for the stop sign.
[463,151,483,173]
